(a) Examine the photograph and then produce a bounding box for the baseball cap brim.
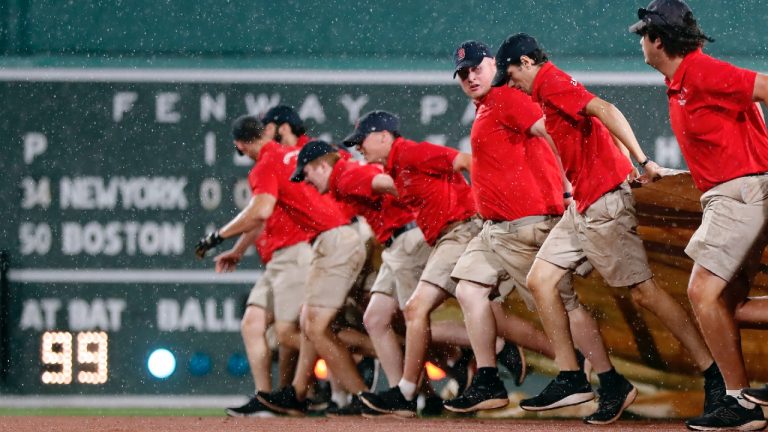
[628,19,648,34]
[342,131,366,147]
[290,165,305,182]
[453,58,483,78]
[491,65,510,87]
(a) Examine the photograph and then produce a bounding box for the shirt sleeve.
[497,87,544,134]
[403,142,459,175]
[249,152,280,198]
[336,164,379,201]
[696,59,757,111]
[540,72,595,121]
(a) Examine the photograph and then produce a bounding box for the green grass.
[0,407,226,416]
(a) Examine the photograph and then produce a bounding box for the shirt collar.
[327,157,348,198]
[531,62,555,103]
[257,140,279,161]
[385,137,405,174]
[296,134,310,148]
[666,48,703,93]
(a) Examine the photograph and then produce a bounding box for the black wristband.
[563,192,573,199]
[639,158,651,167]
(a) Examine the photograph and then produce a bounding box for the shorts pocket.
[741,176,768,205]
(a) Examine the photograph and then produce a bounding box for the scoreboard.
[0,68,674,395]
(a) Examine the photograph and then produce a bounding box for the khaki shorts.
[451,217,581,312]
[686,175,768,282]
[246,241,312,322]
[537,182,653,287]
[304,225,366,310]
[420,217,483,295]
[370,228,432,309]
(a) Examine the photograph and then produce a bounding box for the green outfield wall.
[1,0,767,71]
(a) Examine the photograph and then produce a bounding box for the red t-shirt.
[247,162,312,263]
[471,86,565,220]
[328,158,416,243]
[384,137,476,245]
[532,62,633,213]
[666,49,768,191]
[250,141,347,239]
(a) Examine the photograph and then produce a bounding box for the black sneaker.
[325,395,374,417]
[359,386,417,418]
[256,386,307,417]
[743,386,768,406]
[498,342,527,386]
[225,393,276,417]
[583,377,637,424]
[520,371,594,411]
[685,396,767,431]
[420,395,444,417]
[444,374,509,413]
[703,369,726,413]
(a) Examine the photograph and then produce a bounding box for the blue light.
[147,348,176,379]
[227,353,249,376]
[188,352,212,376]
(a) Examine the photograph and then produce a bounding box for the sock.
[703,362,722,380]
[597,368,624,388]
[559,369,586,381]
[727,389,756,409]
[331,390,349,407]
[476,367,499,384]
[398,379,417,401]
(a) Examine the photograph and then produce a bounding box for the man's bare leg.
[688,264,748,389]
[632,277,713,370]
[241,305,274,393]
[304,305,368,394]
[527,259,578,371]
[363,293,403,386]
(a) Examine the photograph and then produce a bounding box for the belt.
[311,216,360,245]
[437,216,475,239]
[487,215,554,229]
[746,172,768,177]
[384,221,418,248]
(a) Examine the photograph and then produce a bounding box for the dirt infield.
[0,416,688,432]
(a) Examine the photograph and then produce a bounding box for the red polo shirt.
[328,158,416,244]
[250,141,347,239]
[471,86,565,220]
[532,62,633,213]
[248,162,313,263]
[384,137,476,245]
[666,49,768,191]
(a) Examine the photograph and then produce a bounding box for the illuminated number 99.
[41,331,108,385]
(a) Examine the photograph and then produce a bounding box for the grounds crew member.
[630,0,768,429]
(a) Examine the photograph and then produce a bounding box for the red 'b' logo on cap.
[457,48,465,60]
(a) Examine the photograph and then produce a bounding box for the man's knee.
[241,307,269,336]
[275,322,298,345]
[403,297,427,323]
[629,280,656,308]
[456,280,486,307]
[363,306,391,335]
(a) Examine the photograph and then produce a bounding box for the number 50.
[41,331,108,385]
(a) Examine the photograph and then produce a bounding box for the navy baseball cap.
[491,33,541,87]
[629,0,693,34]
[342,111,400,147]
[290,140,336,182]
[453,40,492,78]
[261,105,303,130]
